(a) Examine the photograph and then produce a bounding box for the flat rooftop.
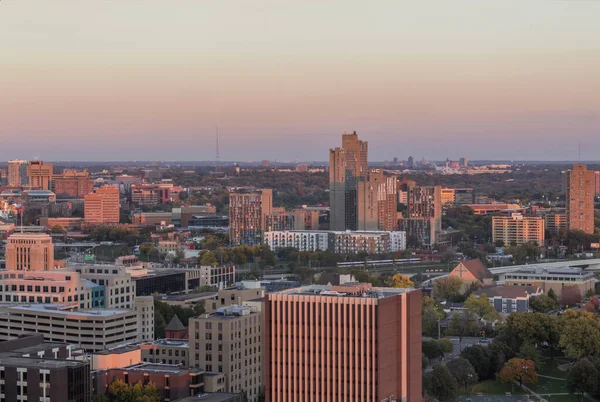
[145,339,188,348]
[0,304,132,317]
[95,344,140,355]
[176,393,243,402]
[274,284,414,298]
[124,362,195,374]
[154,292,216,302]
[510,266,595,276]
[0,354,86,369]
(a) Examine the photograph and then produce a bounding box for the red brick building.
[265,284,422,402]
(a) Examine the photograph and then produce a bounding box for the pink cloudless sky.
[1,0,599,162]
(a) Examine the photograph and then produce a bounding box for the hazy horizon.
[1,1,599,161]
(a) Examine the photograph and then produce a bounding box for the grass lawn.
[471,380,525,395]
[538,359,569,378]
[528,377,568,395]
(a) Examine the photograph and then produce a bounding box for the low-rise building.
[92,363,202,401]
[503,266,595,297]
[141,339,189,366]
[264,230,406,254]
[0,336,90,402]
[132,212,173,226]
[473,285,542,313]
[448,259,494,287]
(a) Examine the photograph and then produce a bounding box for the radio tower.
[215,126,220,174]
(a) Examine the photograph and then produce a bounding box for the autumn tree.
[386,273,414,288]
[433,276,464,300]
[560,285,583,307]
[583,296,600,313]
[199,250,217,266]
[559,310,600,360]
[497,358,538,392]
[424,364,458,402]
[567,358,598,401]
[446,357,478,393]
[464,294,499,321]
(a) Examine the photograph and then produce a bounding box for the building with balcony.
[492,213,545,246]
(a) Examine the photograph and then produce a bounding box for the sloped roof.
[165,315,186,332]
[474,285,539,299]
[459,259,493,281]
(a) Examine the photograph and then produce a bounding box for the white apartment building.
[264,230,330,252]
[264,230,407,254]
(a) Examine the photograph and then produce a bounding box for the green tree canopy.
[424,364,458,402]
[446,357,478,393]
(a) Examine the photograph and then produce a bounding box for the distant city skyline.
[1,1,599,161]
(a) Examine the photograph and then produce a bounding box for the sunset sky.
[1,0,599,162]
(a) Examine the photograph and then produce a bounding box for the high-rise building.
[407,156,414,168]
[492,213,545,246]
[27,160,53,190]
[459,157,469,167]
[329,132,369,231]
[595,171,600,197]
[84,185,120,224]
[370,168,398,231]
[229,189,273,246]
[7,160,28,186]
[565,164,595,234]
[403,185,442,246]
[329,133,396,231]
[189,305,263,401]
[5,232,55,271]
[265,284,422,402]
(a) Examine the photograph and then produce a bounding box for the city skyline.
[1,1,599,161]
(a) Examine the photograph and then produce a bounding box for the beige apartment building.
[5,232,55,271]
[189,305,263,401]
[84,185,120,224]
[7,160,28,186]
[27,160,53,190]
[565,164,595,234]
[492,213,545,246]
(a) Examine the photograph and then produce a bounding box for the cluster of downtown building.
[0,230,420,402]
[230,132,444,254]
